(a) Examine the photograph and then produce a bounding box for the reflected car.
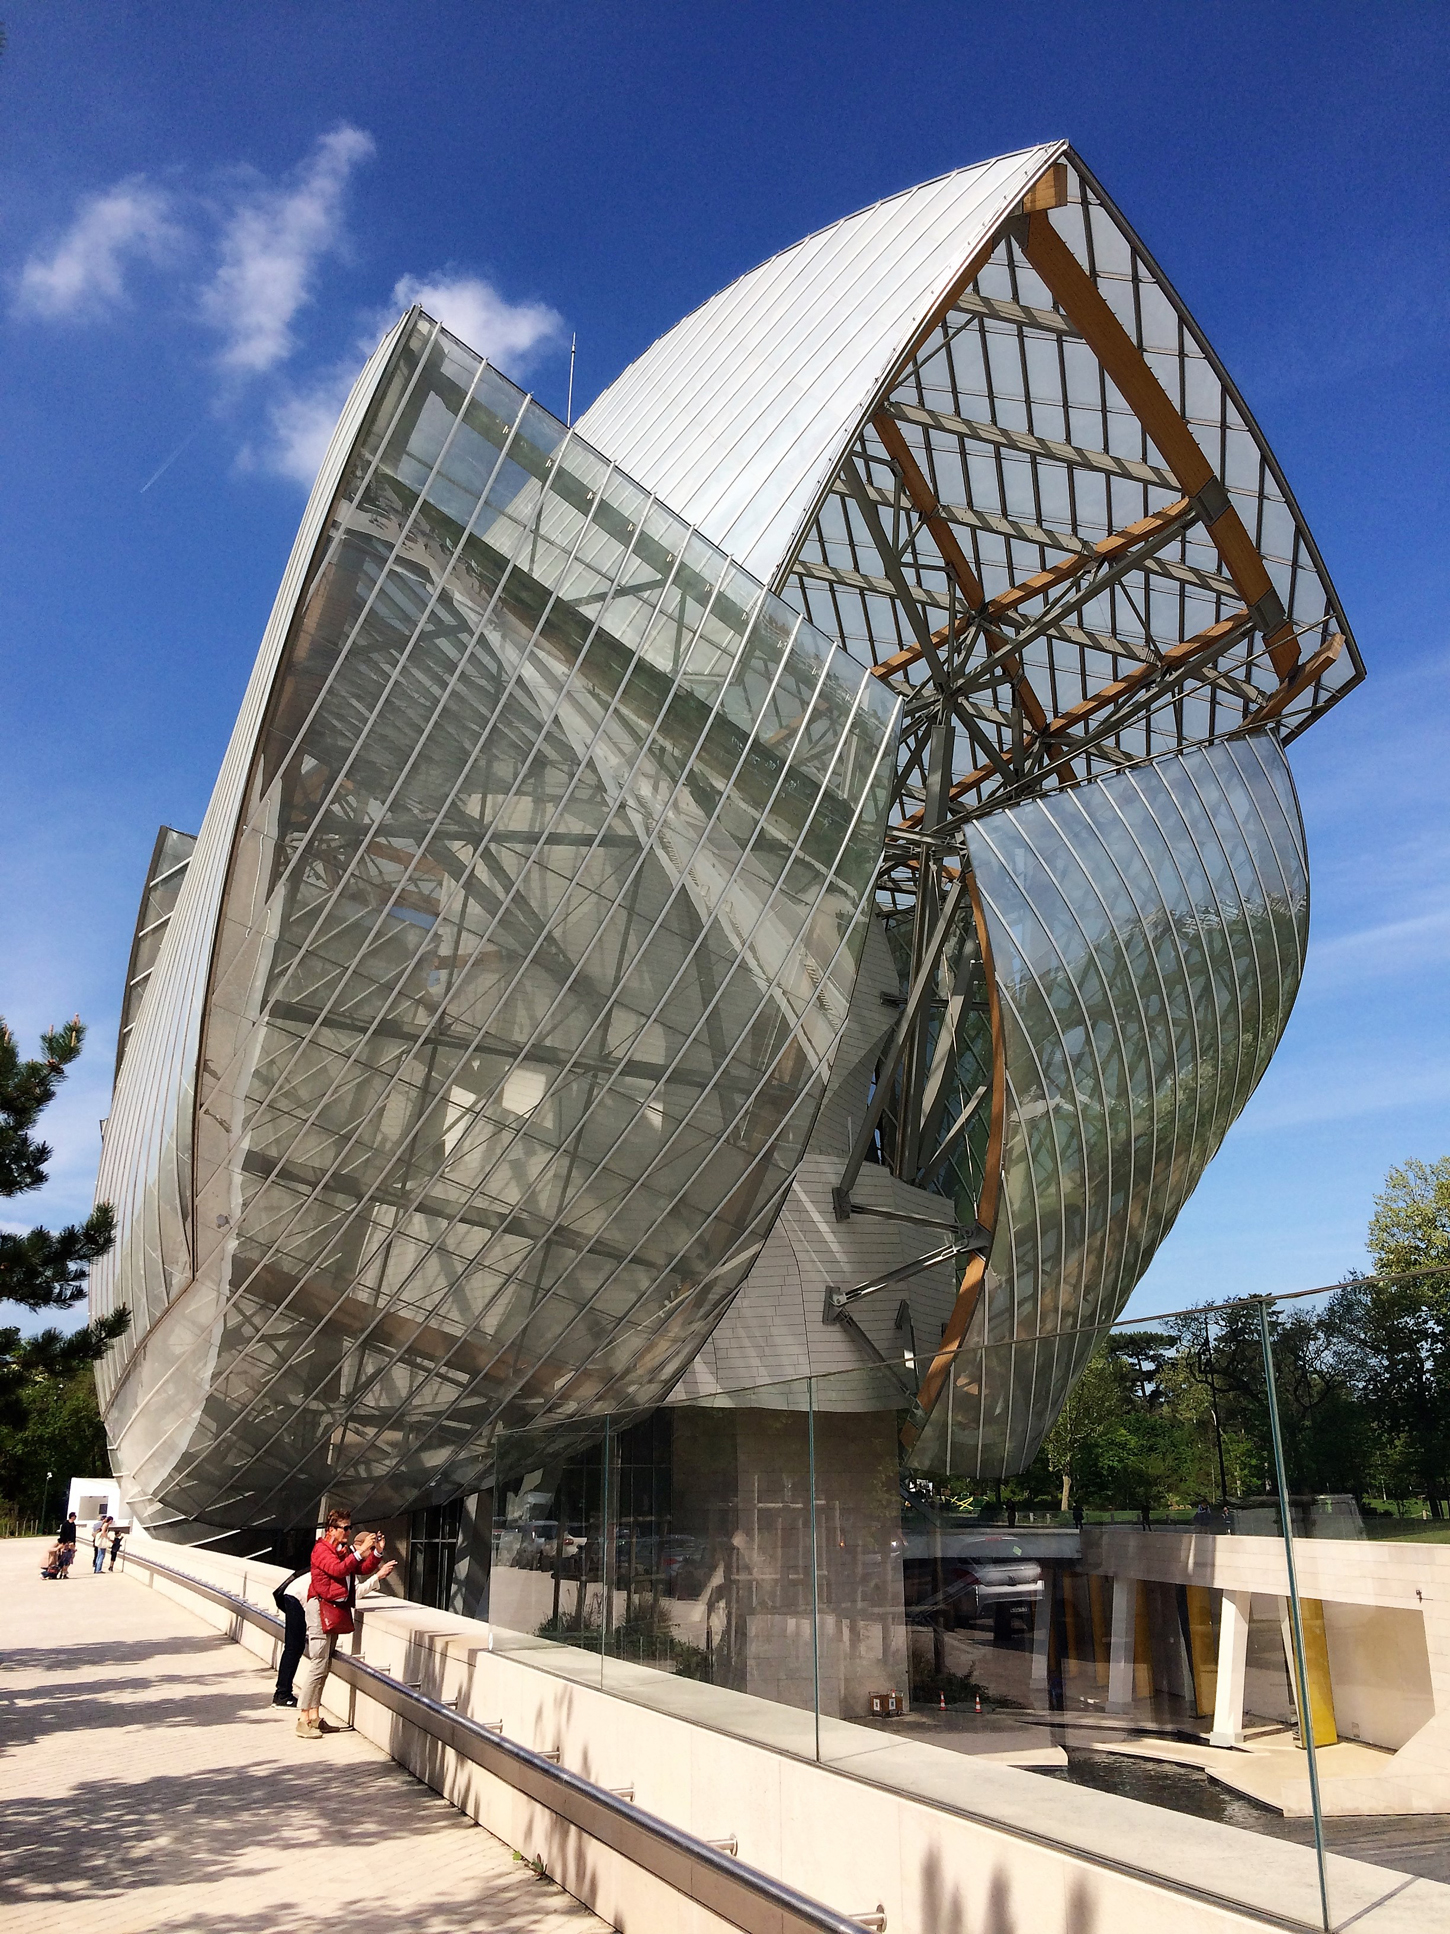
[660,1536,712,1597]
[902,1533,1043,1626]
[509,1521,589,1572]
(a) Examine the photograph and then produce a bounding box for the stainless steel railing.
[121,1545,884,1934]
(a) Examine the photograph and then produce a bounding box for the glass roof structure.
[93,145,1359,1529]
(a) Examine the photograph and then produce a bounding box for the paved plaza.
[0,1538,606,1933]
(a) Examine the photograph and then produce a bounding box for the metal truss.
[806,152,1361,1241]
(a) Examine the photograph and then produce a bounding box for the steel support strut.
[832,870,969,1220]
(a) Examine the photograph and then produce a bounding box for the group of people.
[41,1510,124,1579]
[272,1508,397,1739]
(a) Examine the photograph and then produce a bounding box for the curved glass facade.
[911,732,1308,1477]
[95,313,899,1529]
[93,146,1358,1538]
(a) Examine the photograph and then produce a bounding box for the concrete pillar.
[1210,1589,1251,1746]
[1107,1574,1136,1713]
[1185,1585,1217,1717]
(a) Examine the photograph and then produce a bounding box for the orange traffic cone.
[939,1692,946,1711]
[975,1693,982,1713]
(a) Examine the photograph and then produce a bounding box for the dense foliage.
[0,1017,124,1518]
[0,1366,110,1527]
[1020,1157,1450,1520]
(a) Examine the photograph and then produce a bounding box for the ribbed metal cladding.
[910,732,1308,1479]
[93,310,899,1531]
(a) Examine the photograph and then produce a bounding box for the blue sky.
[1,3,1446,1326]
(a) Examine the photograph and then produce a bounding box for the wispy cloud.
[201,125,375,375]
[13,179,182,319]
[11,130,567,495]
[1304,905,1450,995]
[252,271,562,490]
[255,369,356,488]
[1238,1058,1450,1134]
[390,272,561,367]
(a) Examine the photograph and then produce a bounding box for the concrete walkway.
[0,1537,608,1934]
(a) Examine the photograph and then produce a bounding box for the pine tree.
[0,1017,128,1425]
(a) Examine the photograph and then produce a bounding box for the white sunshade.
[577,143,1063,584]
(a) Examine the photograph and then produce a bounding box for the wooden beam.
[1044,612,1249,734]
[831,474,1237,596]
[1238,633,1345,727]
[863,493,1191,690]
[1021,161,1068,214]
[982,497,1191,623]
[870,410,1053,740]
[892,610,1252,829]
[1020,211,1300,682]
[871,410,987,604]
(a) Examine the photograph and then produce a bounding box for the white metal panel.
[577,144,1064,584]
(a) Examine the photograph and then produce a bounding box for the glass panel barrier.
[467,1275,1450,1926]
[597,1379,823,1761]
[488,1431,607,1689]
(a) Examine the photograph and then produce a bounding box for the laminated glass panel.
[912,734,1308,1480]
[92,310,898,1531]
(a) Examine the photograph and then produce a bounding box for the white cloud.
[391,272,561,367]
[13,179,181,319]
[1303,905,1450,995]
[254,273,564,491]
[201,125,374,375]
[255,368,356,488]
[1236,1059,1450,1134]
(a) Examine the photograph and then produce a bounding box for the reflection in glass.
[913,734,1309,1480]
[94,310,899,1531]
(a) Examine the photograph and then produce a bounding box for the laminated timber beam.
[827,476,1236,598]
[862,491,1195,688]
[1019,210,1300,681]
[871,409,1052,738]
[893,609,1253,830]
[1238,632,1345,728]
[984,497,1190,620]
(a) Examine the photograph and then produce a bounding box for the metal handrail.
[118,1544,1359,1934]
[121,1545,878,1934]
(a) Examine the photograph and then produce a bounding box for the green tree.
[1324,1158,1450,1515]
[0,1017,126,1438]
[0,1365,110,1525]
[1045,1344,1129,1510]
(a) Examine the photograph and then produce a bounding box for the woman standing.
[293,1510,390,1740]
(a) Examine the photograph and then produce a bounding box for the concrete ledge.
[124,1532,1450,1934]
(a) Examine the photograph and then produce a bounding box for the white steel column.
[1210,1589,1252,1746]
[1107,1576,1136,1713]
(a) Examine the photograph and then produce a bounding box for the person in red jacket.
[294,1508,384,1740]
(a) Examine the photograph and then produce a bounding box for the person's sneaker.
[272,1693,298,1707]
[295,1719,323,1739]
